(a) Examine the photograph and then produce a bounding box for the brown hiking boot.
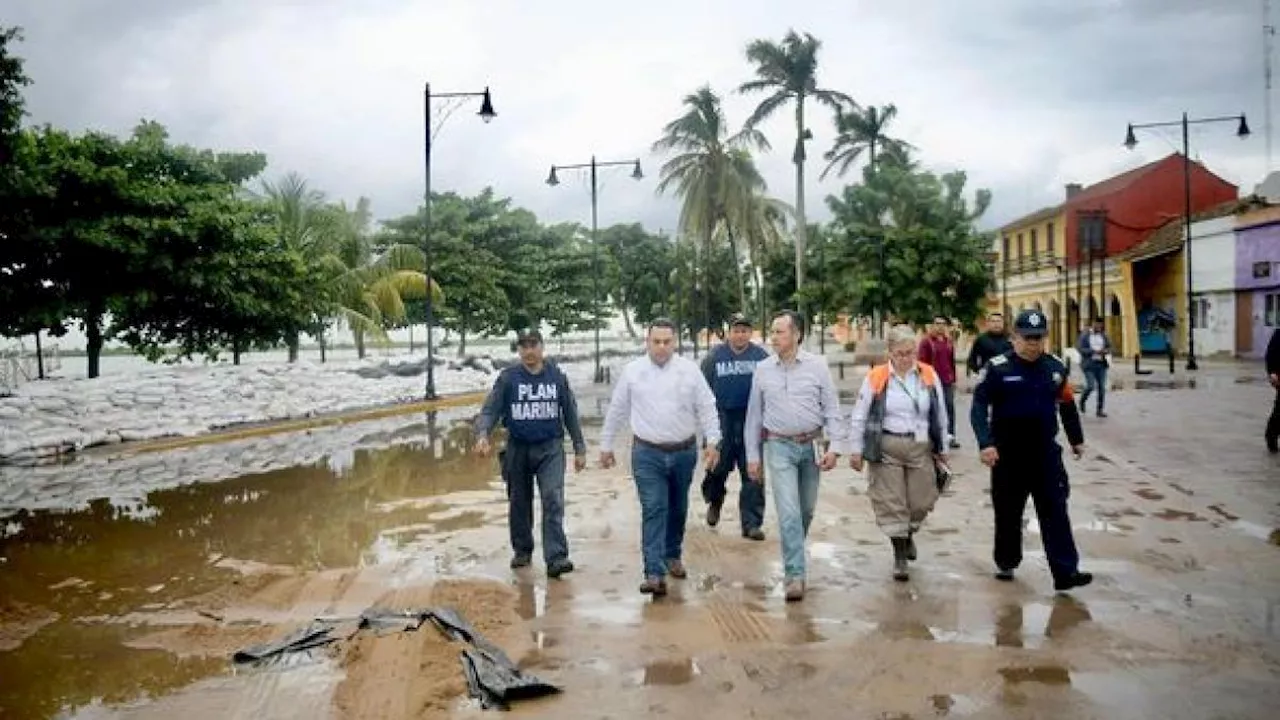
[666,559,687,579]
[640,576,668,596]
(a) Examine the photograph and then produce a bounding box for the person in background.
[966,312,1014,376]
[600,318,721,597]
[918,315,961,449]
[1076,318,1111,418]
[970,309,1093,593]
[848,325,950,582]
[700,313,769,540]
[1266,328,1279,454]
[474,328,587,578]
[744,310,845,602]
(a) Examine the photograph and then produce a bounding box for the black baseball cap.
[1013,309,1049,338]
[515,328,543,344]
[728,313,753,328]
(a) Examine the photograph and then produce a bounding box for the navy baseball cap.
[728,313,753,328]
[1013,309,1049,338]
[515,328,543,344]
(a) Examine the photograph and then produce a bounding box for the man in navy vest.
[475,328,587,578]
[700,313,770,540]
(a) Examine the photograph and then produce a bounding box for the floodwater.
[2,379,1280,719]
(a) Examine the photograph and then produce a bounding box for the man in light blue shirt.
[744,310,844,602]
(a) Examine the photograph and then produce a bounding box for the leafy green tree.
[826,158,994,329]
[739,30,852,305]
[599,223,677,337]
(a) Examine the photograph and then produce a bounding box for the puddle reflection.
[0,412,497,719]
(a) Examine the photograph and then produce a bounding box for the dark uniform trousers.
[1267,387,1280,447]
[700,409,766,532]
[501,438,569,564]
[991,442,1079,582]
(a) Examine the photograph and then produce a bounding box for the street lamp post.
[423,83,496,400]
[1123,111,1250,371]
[545,156,644,383]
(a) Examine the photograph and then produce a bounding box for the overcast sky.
[5,0,1270,235]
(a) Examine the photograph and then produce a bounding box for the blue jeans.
[1081,363,1107,413]
[764,439,821,580]
[631,444,697,578]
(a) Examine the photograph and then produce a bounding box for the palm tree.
[727,191,793,331]
[738,30,853,310]
[652,86,769,319]
[259,172,333,361]
[821,103,914,180]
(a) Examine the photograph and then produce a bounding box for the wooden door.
[1236,290,1253,355]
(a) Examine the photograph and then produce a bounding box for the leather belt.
[762,428,823,444]
[882,430,916,438]
[634,436,696,452]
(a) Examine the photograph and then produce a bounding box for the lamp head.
[1238,114,1252,139]
[478,87,496,123]
[631,160,644,180]
[1123,124,1137,150]
[545,166,559,186]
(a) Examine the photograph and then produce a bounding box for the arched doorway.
[1107,294,1124,356]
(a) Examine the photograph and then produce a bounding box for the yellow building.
[987,205,1074,353]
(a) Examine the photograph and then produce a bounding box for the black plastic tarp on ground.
[232,606,560,711]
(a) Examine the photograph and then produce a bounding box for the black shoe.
[994,568,1015,582]
[1096,411,1108,418]
[1053,572,1093,592]
[706,501,722,527]
[547,559,575,578]
[949,440,961,449]
[510,553,532,569]
[891,538,910,581]
[742,527,766,541]
[1267,437,1278,454]
[905,533,918,562]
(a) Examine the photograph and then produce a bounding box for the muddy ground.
[1,368,1278,719]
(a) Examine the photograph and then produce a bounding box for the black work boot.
[706,500,722,527]
[905,531,918,562]
[890,538,910,581]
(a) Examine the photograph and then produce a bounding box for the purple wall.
[1236,221,1280,358]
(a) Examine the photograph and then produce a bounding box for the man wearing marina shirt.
[699,312,770,540]
[474,328,587,579]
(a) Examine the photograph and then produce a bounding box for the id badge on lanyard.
[892,373,928,443]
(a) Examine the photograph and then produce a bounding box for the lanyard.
[890,371,921,415]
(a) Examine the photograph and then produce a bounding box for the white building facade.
[1188,216,1239,357]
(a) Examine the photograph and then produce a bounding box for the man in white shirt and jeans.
[601,318,721,597]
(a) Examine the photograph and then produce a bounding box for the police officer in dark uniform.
[970,309,1093,592]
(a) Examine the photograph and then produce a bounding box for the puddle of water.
[999,665,1072,685]
[930,693,983,715]
[1152,508,1207,522]
[1231,520,1275,542]
[1076,519,1129,535]
[632,657,700,686]
[1132,488,1165,501]
[0,414,494,719]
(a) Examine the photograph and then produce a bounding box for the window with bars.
[1267,293,1279,328]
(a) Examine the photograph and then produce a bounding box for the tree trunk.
[286,332,299,363]
[354,329,366,359]
[725,220,746,312]
[621,306,637,338]
[232,341,243,366]
[84,311,103,379]
[793,97,808,324]
[318,329,327,363]
[408,324,414,354]
[34,332,44,380]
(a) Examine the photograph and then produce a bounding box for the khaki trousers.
[867,434,938,538]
